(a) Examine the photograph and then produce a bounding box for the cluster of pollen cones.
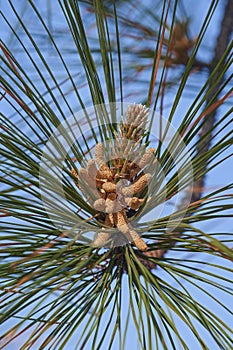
[72,104,156,251]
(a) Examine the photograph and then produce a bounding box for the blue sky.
[1,0,232,349]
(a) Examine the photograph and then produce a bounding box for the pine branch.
[140,0,233,266]
[191,0,233,202]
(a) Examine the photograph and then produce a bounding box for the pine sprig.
[0,0,232,349]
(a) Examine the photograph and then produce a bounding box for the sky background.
[1,0,232,349]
